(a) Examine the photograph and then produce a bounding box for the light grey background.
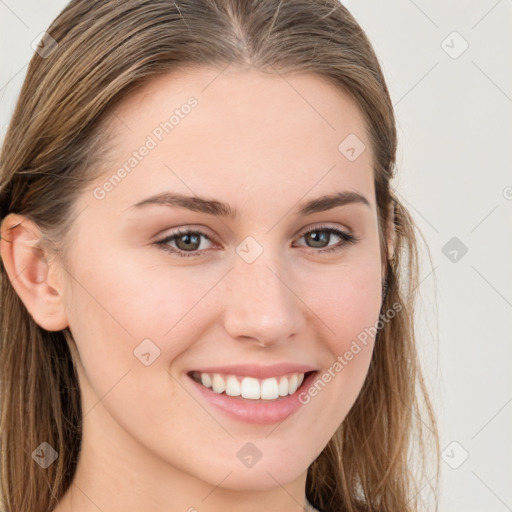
[1,1,511,511]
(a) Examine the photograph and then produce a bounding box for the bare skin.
[1,66,393,512]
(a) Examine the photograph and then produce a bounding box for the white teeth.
[278,376,289,396]
[288,373,299,394]
[212,373,226,394]
[241,377,260,399]
[194,371,307,400]
[201,373,212,388]
[260,377,279,400]
[225,375,241,396]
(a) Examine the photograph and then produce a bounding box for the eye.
[154,225,359,258]
[154,228,218,258]
[294,225,359,253]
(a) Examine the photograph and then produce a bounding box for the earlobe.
[0,213,69,331]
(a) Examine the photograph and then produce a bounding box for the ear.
[0,213,69,331]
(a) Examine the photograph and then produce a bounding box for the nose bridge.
[222,238,305,345]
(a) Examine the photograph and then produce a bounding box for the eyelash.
[154,225,359,258]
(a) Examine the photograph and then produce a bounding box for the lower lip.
[187,371,318,425]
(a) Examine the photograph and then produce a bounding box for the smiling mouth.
[188,370,316,401]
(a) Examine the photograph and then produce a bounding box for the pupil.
[308,231,328,248]
[178,233,199,250]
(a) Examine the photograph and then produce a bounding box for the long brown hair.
[0,1,439,511]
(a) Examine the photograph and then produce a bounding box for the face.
[56,67,385,493]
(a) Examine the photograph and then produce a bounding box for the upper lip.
[188,363,318,379]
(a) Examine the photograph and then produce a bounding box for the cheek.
[66,245,209,351]
[295,255,383,423]
[304,254,383,352]
[63,249,218,432]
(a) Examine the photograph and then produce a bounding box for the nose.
[221,249,307,348]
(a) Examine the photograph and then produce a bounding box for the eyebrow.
[129,190,370,217]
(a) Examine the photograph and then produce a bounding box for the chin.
[208,464,306,492]
[177,445,312,492]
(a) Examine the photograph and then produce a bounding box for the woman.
[0,1,439,511]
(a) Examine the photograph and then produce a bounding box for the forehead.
[87,66,375,215]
